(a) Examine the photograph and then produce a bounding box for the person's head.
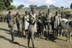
[55,11,58,16]
[39,11,41,14]
[61,12,63,15]
[41,11,45,16]
[31,7,35,14]
[8,10,11,14]
[16,12,19,14]
[47,9,50,14]
[25,11,28,15]
[58,10,61,14]
[39,11,42,16]
[8,8,13,15]
[28,12,31,16]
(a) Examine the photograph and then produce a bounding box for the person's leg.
[17,23,20,34]
[46,24,48,37]
[58,25,61,37]
[27,38,30,48]
[41,24,43,36]
[21,24,24,36]
[10,26,14,42]
[56,28,58,37]
[57,26,59,37]
[52,24,54,34]
[27,31,31,48]
[54,29,57,38]
[31,34,34,48]
[47,23,49,36]
[49,24,52,33]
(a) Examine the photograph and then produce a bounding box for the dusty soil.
[0,22,72,48]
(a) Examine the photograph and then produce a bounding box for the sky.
[12,0,72,8]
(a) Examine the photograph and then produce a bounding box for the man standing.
[54,11,61,38]
[7,9,15,42]
[27,7,37,48]
[40,12,47,37]
[46,9,52,36]
[15,12,21,35]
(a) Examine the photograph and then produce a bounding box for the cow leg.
[66,32,70,42]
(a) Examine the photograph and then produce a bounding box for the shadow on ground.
[0,28,26,38]
[0,35,33,48]
[0,28,67,43]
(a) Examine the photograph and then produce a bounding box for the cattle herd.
[0,8,72,48]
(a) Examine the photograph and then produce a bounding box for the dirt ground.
[0,22,72,48]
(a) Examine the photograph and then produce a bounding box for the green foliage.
[17,5,24,9]
[29,5,37,9]
[49,5,59,10]
[0,2,6,10]
[8,5,16,9]
[0,0,13,10]
[37,5,48,10]
[28,5,48,11]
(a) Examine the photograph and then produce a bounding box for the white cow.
[60,18,72,42]
[60,18,72,31]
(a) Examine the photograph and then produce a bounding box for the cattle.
[60,18,72,42]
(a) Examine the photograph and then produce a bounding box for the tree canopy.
[17,5,24,9]
[0,0,13,10]
[8,5,16,9]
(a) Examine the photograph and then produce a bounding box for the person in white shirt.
[22,11,29,36]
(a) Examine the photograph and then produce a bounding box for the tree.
[17,5,24,9]
[38,5,48,9]
[37,5,48,10]
[3,0,13,8]
[49,5,59,10]
[0,0,13,10]
[8,5,16,9]
[61,6,64,11]
[70,3,72,9]
[0,1,6,10]
[29,5,37,9]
